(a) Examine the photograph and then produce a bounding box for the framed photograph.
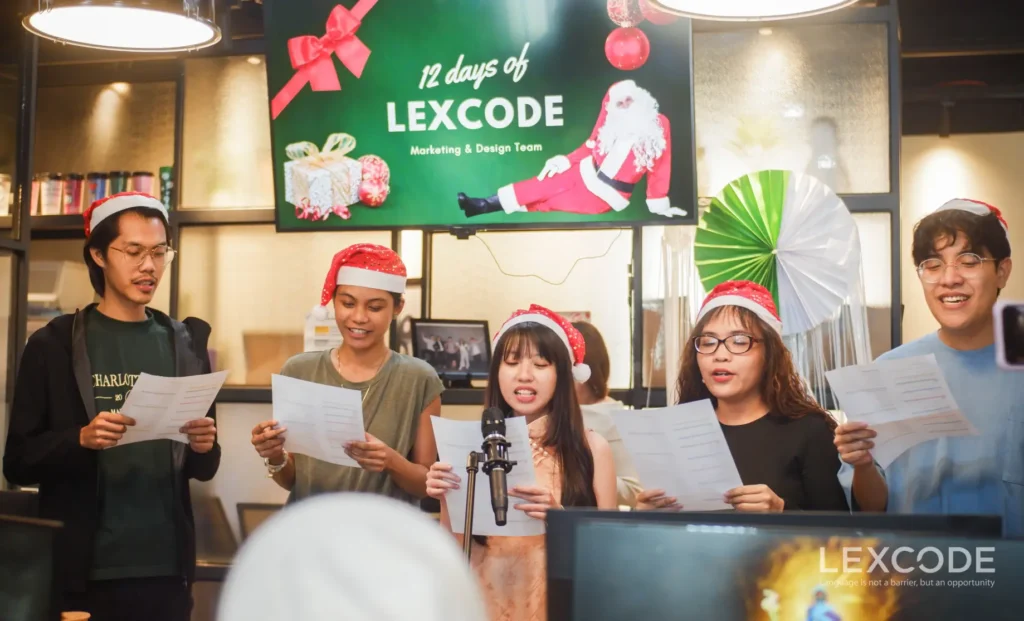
[411,319,491,383]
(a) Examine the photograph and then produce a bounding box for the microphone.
[480,407,516,526]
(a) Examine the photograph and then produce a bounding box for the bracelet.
[264,450,289,478]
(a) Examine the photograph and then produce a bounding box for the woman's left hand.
[344,433,395,472]
[510,485,561,520]
[724,484,784,512]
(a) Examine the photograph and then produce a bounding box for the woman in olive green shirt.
[249,244,443,503]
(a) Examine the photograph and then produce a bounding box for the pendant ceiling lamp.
[23,1,221,52]
[649,0,860,21]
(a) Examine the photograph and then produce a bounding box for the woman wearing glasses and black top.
[637,280,849,513]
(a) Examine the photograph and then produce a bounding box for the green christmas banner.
[264,0,697,231]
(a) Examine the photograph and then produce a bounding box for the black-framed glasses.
[694,334,759,355]
[916,252,996,284]
[109,245,176,269]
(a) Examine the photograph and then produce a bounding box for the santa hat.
[934,198,1009,233]
[83,191,168,237]
[696,280,782,335]
[493,304,591,383]
[313,243,406,319]
[217,495,488,621]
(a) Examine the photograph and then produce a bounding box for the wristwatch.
[265,450,289,478]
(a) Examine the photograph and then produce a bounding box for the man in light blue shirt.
[834,198,1022,537]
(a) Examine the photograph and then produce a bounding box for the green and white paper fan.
[694,170,860,335]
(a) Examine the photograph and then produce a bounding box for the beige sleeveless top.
[280,349,444,505]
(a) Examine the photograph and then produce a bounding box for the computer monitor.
[569,518,1023,620]
[547,509,1004,620]
[410,319,491,386]
[0,515,62,621]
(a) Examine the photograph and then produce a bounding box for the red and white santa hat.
[313,243,407,319]
[696,280,782,335]
[82,191,168,237]
[493,304,591,383]
[934,198,1009,233]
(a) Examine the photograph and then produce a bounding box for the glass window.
[693,23,890,198]
[33,82,175,216]
[176,225,390,385]
[429,229,634,389]
[181,56,274,210]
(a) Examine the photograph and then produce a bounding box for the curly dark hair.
[675,305,836,430]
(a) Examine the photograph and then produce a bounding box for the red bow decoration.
[270,1,379,120]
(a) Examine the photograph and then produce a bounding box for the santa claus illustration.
[457,79,686,219]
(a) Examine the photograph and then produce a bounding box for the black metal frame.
[1,4,904,415]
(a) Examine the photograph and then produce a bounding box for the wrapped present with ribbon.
[283,132,363,218]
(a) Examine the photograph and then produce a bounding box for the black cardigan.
[3,304,220,594]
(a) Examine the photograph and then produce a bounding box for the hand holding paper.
[826,354,978,468]
[431,416,542,537]
[613,400,743,511]
[117,371,228,447]
[271,374,367,468]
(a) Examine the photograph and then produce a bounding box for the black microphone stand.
[461,446,517,562]
[462,450,484,561]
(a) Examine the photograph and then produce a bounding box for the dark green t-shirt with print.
[86,307,180,581]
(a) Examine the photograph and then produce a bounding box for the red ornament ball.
[605,27,650,71]
[607,0,644,27]
[359,154,390,184]
[359,178,389,208]
[639,0,679,25]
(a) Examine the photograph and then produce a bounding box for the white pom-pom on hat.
[572,363,592,384]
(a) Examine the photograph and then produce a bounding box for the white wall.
[901,133,1024,342]
[430,230,634,389]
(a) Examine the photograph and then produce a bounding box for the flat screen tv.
[568,517,1021,620]
[547,509,1004,621]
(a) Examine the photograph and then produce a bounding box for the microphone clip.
[480,433,517,475]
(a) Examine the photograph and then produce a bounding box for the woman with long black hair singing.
[427,305,617,621]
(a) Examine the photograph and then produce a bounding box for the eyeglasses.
[108,245,176,269]
[916,252,996,284]
[694,334,759,355]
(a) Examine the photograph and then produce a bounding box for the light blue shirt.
[841,332,1024,537]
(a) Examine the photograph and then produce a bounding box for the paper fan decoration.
[694,170,861,335]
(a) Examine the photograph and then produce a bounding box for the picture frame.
[411,319,492,386]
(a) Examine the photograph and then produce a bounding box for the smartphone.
[994,300,1024,370]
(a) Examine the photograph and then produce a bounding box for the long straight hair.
[486,322,597,509]
[676,306,836,429]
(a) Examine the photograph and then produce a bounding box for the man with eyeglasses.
[835,198,1022,537]
[3,192,220,620]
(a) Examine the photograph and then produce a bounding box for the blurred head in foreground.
[218,494,487,621]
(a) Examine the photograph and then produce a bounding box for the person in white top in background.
[572,321,643,507]
[217,494,487,621]
[458,339,471,371]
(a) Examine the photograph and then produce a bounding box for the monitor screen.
[547,509,1003,620]
[0,515,61,621]
[411,319,491,381]
[571,520,1023,620]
